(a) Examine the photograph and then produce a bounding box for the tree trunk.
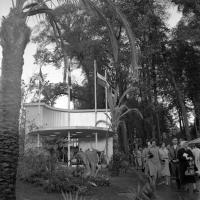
[0,13,30,200]
[178,110,184,134]
[170,72,190,140]
[112,132,120,176]
[155,112,161,143]
[192,96,200,137]
[119,121,129,153]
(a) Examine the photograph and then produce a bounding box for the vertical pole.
[68,59,71,127]
[105,70,108,159]
[38,65,43,128]
[38,89,41,127]
[94,60,97,126]
[37,66,41,149]
[105,70,108,122]
[68,132,70,166]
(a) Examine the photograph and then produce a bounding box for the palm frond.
[103,0,138,71]
[95,120,111,128]
[118,87,134,106]
[104,112,111,121]
[16,0,27,10]
[120,108,143,120]
[118,104,129,113]
[107,87,115,111]
[23,2,38,10]
[12,0,15,8]
[82,0,118,63]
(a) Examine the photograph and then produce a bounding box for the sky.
[0,1,182,109]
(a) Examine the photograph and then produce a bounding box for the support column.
[68,132,70,166]
[37,133,40,148]
[95,133,98,149]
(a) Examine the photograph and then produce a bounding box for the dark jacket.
[168,145,180,161]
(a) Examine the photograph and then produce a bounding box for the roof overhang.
[29,126,114,139]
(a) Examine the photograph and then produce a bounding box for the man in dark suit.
[168,137,181,189]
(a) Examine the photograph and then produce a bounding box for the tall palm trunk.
[0,12,30,200]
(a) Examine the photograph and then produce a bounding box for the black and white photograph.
[0,0,200,200]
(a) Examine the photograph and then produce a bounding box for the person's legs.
[192,183,199,193]
[165,176,170,185]
[150,174,156,186]
[175,164,181,189]
[184,183,190,192]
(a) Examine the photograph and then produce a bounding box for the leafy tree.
[0,1,137,198]
[169,0,200,137]
[0,1,59,199]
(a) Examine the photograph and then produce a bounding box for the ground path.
[16,169,200,200]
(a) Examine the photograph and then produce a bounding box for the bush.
[18,148,110,195]
[87,176,110,187]
[17,148,49,185]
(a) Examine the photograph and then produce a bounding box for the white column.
[95,133,98,149]
[67,132,70,166]
[37,133,40,148]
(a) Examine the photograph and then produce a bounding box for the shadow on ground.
[16,170,200,200]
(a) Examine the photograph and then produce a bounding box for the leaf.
[120,108,143,120]
[103,0,138,72]
[95,120,111,128]
[107,87,115,110]
[118,87,134,106]
[104,112,111,121]
[81,0,119,64]
[23,3,38,10]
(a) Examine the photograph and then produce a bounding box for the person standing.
[177,141,199,193]
[148,139,161,185]
[191,144,200,175]
[168,137,180,189]
[136,146,143,170]
[159,142,170,185]
[142,141,151,176]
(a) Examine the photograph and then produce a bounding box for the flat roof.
[29,126,114,139]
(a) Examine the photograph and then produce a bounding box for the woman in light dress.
[191,145,200,175]
[148,139,161,185]
[159,142,170,185]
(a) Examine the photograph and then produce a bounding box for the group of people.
[134,137,200,193]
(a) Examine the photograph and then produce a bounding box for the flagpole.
[94,60,97,126]
[67,58,71,166]
[37,65,42,148]
[105,70,108,120]
[38,65,42,128]
[105,70,109,162]
[67,58,71,127]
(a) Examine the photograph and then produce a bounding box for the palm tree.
[96,87,142,174]
[0,0,137,199]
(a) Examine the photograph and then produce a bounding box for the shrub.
[17,148,49,184]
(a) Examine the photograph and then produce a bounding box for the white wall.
[24,103,113,159]
[25,103,110,130]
